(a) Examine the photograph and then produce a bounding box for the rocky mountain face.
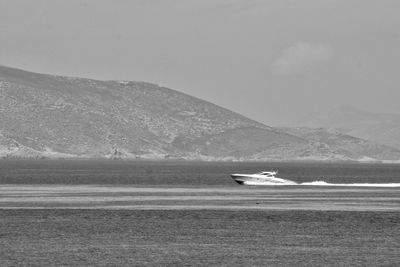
[1,65,399,162]
[0,65,304,160]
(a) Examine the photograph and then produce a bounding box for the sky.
[1,0,399,126]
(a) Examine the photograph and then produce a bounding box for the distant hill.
[278,127,400,162]
[1,65,399,162]
[289,106,400,150]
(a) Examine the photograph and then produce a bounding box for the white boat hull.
[231,174,297,185]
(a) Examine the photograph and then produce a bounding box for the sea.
[0,160,399,266]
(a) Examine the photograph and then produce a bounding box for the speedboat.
[231,171,296,185]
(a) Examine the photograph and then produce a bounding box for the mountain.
[290,106,400,150]
[0,65,307,160]
[278,127,400,162]
[1,65,399,162]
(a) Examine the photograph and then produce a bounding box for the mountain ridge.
[1,65,400,162]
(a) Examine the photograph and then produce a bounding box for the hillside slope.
[0,65,307,160]
[1,65,399,161]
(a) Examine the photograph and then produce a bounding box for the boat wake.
[246,178,400,187]
[300,181,400,187]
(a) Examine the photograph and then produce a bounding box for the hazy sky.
[1,0,399,125]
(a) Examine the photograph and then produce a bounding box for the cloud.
[273,42,333,75]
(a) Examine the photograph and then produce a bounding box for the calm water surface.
[1,160,399,211]
[1,160,399,266]
[1,159,400,184]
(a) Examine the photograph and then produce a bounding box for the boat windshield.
[260,172,275,176]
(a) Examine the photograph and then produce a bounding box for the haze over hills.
[1,65,400,162]
[287,106,400,150]
[278,127,400,162]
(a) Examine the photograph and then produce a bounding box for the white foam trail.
[301,181,400,187]
[243,178,400,187]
